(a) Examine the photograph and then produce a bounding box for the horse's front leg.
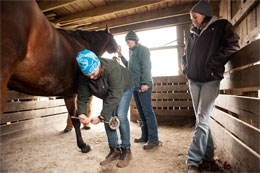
[64,95,91,153]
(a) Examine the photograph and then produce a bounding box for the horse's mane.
[57,29,110,42]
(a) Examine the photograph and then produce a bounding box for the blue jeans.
[186,79,220,167]
[104,87,133,149]
[133,87,159,143]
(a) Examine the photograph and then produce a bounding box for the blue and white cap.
[76,50,100,75]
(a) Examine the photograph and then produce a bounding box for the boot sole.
[100,156,120,166]
[143,145,160,150]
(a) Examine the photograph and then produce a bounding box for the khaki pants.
[66,96,93,129]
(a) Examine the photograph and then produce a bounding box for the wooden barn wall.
[130,75,194,123]
[220,0,260,47]
[0,91,68,141]
[210,1,260,171]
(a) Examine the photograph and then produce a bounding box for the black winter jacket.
[182,16,240,82]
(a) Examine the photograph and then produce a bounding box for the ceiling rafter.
[110,14,191,35]
[53,0,169,25]
[38,0,76,13]
[74,4,193,31]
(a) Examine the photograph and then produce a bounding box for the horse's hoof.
[81,144,91,153]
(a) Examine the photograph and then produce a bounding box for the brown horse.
[1,1,117,153]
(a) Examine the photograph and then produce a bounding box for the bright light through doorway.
[102,26,179,77]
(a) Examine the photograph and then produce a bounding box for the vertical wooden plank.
[240,19,248,46]
[220,0,228,19]
[177,25,184,75]
[210,0,220,17]
[219,0,224,19]
[227,0,231,21]
[247,8,256,33]
[231,0,242,19]
[257,3,260,28]
[235,23,242,46]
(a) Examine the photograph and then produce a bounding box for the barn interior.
[1,0,259,172]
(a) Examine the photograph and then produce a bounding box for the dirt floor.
[0,117,233,173]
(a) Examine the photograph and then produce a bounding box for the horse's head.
[79,27,118,57]
[101,26,118,54]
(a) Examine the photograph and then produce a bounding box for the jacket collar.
[190,16,218,36]
[129,44,140,51]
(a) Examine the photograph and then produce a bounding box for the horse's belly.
[9,70,76,96]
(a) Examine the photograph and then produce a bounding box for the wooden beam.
[5,99,65,112]
[151,93,191,99]
[244,26,260,46]
[214,94,260,128]
[131,109,194,117]
[153,75,188,83]
[226,39,260,71]
[62,23,91,30]
[211,108,260,154]
[45,12,57,18]
[231,0,259,26]
[1,106,67,124]
[53,0,167,25]
[131,114,194,123]
[152,84,189,91]
[7,90,40,101]
[110,15,191,35]
[151,101,193,107]
[79,4,194,31]
[0,113,67,142]
[37,0,76,13]
[177,25,185,75]
[221,64,260,91]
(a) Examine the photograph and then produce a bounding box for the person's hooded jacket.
[182,16,240,82]
[120,44,153,90]
[76,57,133,118]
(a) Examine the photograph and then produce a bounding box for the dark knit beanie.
[125,30,139,42]
[190,0,212,17]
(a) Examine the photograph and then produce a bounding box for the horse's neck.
[56,30,90,54]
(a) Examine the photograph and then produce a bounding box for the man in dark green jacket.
[76,50,134,168]
[118,31,160,150]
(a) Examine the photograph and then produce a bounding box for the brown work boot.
[117,148,132,168]
[143,141,162,150]
[134,137,148,143]
[100,147,120,166]
[188,165,200,173]
[199,159,219,172]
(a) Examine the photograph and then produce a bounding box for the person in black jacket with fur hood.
[182,1,240,172]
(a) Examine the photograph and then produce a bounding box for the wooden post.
[176,24,191,75]
[176,25,184,75]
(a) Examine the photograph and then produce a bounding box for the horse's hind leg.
[64,95,91,153]
[0,77,9,116]
[0,62,16,116]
